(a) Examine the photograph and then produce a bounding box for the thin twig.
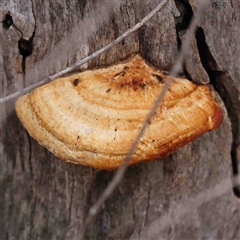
[0,0,168,104]
[78,1,207,239]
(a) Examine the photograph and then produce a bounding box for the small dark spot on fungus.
[106,88,111,93]
[152,140,155,142]
[77,136,80,139]
[147,119,151,125]
[115,128,117,132]
[152,73,164,83]
[114,70,125,78]
[113,66,129,78]
[121,71,126,77]
[73,79,79,86]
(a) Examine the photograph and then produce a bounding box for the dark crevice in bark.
[68,176,75,224]
[174,0,192,32]
[174,0,239,198]
[18,0,36,87]
[18,38,32,87]
[144,189,151,227]
[26,131,33,177]
[2,10,34,88]
[195,28,218,71]
[2,12,23,35]
[2,13,13,30]
[195,27,240,198]
[173,0,193,79]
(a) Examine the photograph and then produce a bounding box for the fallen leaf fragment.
[15,55,223,170]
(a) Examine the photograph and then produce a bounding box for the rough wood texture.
[1,0,239,239]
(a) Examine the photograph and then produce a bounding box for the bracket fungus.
[15,55,223,170]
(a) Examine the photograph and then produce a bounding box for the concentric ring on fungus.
[15,55,223,170]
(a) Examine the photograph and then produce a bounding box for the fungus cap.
[15,55,223,170]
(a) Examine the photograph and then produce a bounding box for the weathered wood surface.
[1,0,239,239]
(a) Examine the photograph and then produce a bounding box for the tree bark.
[1,0,239,239]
